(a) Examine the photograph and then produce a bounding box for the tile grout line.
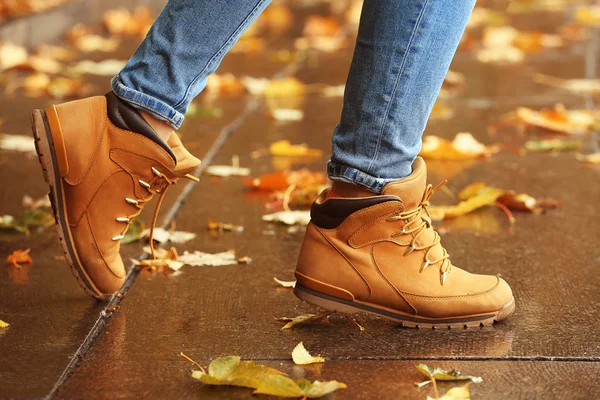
[44,59,305,400]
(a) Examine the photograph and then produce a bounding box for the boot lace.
[111,166,199,259]
[385,180,451,285]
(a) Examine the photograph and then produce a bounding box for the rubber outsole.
[294,283,515,329]
[31,109,110,301]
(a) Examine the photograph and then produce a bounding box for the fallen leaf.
[254,375,346,398]
[178,249,240,267]
[206,73,246,96]
[0,319,8,328]
[270,140,323,157]
[6,249,33,268]
[134,246,182,271]
[263,77,306,99]
[207,219,244,233]
[576,152,600,165]
[246,170,290,191]
[292,342,325,365]
[270,109,304,122]
[416,364,483,383]
[0,134,36,153]
[427,383,472,400]
[263,210,311,226]
[140,228,196,244]
[66,24,120,53]
[0,42,28,71]
[0,209,54,234]
[191,356,285,388]
[302,15,342,37]
[275,312,331,330]
[67,59,127,76]
[13,55,63,74]
[189,356,346,398]
[575,5,600,26]
[524,139,581,152]
[420,133,498,160]
[273,277,296,288]
[493,104,600,135]
[120,220,145,244]
[533,73,600,94]
[35,44,76,61]
[103,7,154,37]
[22,194,51,210]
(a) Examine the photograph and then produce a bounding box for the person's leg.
[295,0,515,327]
[111,0,271,141]
[329,0,475,194]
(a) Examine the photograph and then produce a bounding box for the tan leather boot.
[31,93,201,300]
[294,157,515,328]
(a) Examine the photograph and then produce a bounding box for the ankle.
[140,111,174,143]
[330,181,377,198]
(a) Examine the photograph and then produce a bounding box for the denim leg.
[328,0,475,193]
[111,0,271,129]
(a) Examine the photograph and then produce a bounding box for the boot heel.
[43,105,69,177]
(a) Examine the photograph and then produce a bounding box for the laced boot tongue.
[166,132,202,177]
[381,157,427,209]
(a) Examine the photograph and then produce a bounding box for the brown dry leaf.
[270,140,323,157]
[496,192,561,213]
[496,104,600,135]
[66,24,120,53]
[533,73,600,94]
[103,7,154,37]
[6,249,33,268]
[0,319,9,328]
[134,246,182,271]
[276,312,331,330]
[416,364,483,383]
[291,342,325,365]
[576,152,600,165]
[420,133,498,160]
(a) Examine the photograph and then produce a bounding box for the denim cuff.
[327,160,400,194]
[111,75,185,129]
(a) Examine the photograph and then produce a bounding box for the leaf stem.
[179,352,206,374]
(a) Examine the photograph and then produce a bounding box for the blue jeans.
[112,0,475,193]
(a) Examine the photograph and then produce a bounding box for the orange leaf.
[7,249,32,268]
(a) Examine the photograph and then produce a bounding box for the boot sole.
[31,109,110,301]
[294,283,515,329]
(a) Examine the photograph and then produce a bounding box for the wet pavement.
[1,1,600,399]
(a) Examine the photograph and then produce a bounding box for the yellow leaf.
[292,342,325,365]
[0,319,9,328]
[416,364,482,383]
[263,77,306,98]
[427,382,472,400]
[429,186,504,220]
[253,374,303,397]
[270,140,323,157]
[534,73,600,94]
[511,105,599,134]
